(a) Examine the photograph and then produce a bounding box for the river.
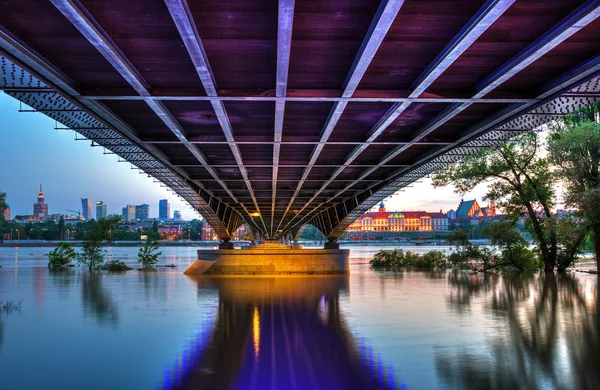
[0,245,598,390]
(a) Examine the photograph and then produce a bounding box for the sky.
[0,92,488,220]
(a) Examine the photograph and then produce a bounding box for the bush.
[370,249,449,269]
[102,260,133,271]
[138,240,162,269]
[76,238,106,271]
[47,242,76,269]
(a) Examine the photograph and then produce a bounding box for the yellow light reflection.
[253,305,260,359]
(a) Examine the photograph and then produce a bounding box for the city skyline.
[0,93,488,220]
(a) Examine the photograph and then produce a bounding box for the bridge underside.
[1,0,599,240]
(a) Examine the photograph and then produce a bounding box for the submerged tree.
[47,242,76,269]
[433,132,585,271]
[549,116,600,269]
[138,239,162,269]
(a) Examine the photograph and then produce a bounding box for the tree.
[152,220,159,233]
[77,236,105,271]
[138,239,162,269]
[433,132,585,271]
[548,118,600,270]
[47,242,76,268]
[58,216,65,241]
[482,222,540,271]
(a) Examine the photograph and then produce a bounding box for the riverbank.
[0,240,249,248]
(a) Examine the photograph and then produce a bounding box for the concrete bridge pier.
[184,243,349,276]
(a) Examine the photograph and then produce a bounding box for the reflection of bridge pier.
[163,277,395,390]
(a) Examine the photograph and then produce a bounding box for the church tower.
[379,201,386,213]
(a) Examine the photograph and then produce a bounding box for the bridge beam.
[164,0,269,237]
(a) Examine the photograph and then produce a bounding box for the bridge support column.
[219,239,234,249]
[324,239,340,250]
[184,245,349,275]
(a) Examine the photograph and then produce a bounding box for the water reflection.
[436,272,599,390]
[81,273,118,325]
[162,276,396,390]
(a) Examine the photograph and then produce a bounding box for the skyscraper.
[33,182,49,218]
[159,199,170,220]
[81,198,93,221]
[96,201,107,220]
[173,210,182,220]
[135,204,150,220]
[122,205,135,221]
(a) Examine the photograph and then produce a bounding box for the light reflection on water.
[0,246,597,390]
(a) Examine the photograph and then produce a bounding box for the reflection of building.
[81,198,93,221]
[202,224,247,241]
[33,183,49,218]
[347,202,448,233]
[173,210,182,220]
[96,201,107,220]
[122,205,135,221]
[455,199,496,219]
[159,199,170,220]
[135,204,150,220]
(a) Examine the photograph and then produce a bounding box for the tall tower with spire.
[33,182,49,218]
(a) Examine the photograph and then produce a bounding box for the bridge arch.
[292,223,326,243]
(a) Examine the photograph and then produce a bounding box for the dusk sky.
[0,92,488,220]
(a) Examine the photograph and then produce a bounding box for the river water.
[0,245,597,390]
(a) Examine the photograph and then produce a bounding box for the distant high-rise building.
[135,204,150,220]
[33,182,49,218]
[173,210,182,220]
[1,207,10,221]
[159,199,170,220]
[81,198,93,220]
[122,205,135,221]
[96,201,108,220]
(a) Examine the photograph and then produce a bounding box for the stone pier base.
[184,247,349,275]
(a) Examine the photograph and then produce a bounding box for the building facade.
[346,202,449,233]
[201,224,247,241]
[455,199,496,219]
[159,199,170,220]
[122,205,136,221]
[81,198,93,221]
[96,201,107,220]
[173,210,182,220]
[135,204,150,220]
[33,183,49,218]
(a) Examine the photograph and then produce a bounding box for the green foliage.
[76,238,106,271]
[47,242,76,269]
[370,248,449,269]
[446,230,493,269]
[138,240,162,269]
[482,222,542,271]
[102,260,133,271]
[433,131,586,271]
[548,117,600,268]
[298,225,326,241]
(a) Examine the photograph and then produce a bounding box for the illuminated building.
[346,202,448,233]
[455,199,496,219]
[81,198,93,221]
[122,205,135,221]
[202,224,247,241]
[96,201,108,220]
[1,207,10,220]
[33,183,49,218]
[135,204,150,220]
[159,199,170,220]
